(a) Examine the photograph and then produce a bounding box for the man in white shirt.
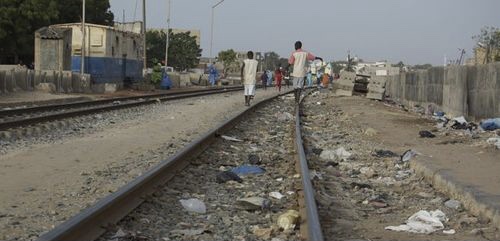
[241,51,258,106]
[288,41,321,103]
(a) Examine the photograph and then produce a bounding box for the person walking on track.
[275,66,283,92]
[287,41,321,103]
[241,51,258,106]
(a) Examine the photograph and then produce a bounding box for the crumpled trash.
[450,116,477,130]
[277,210,300,231]
[216,171,243,183]
[486,137,500,149]
[400,149,419,162]
[419,130,436,138]
[480,118,500,131]
[231,165,265,175]
[276,111,294,122]
[269,191,285,200]
[248,154,261,165]
[385,210,448,234]
[443,229,456,234]
[180,198,206,214]
[235,197,271,210]
[444,199,461,210]
[373,149,398,158]
[320,147,352,161]
[221,135,243,142]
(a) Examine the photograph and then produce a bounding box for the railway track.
[0,86,243,131]
[36,89,324,241]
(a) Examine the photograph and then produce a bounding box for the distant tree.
[146,29,201,71]
[263,51,280,70]
[0,0,114,64]
[169,31,202,71]
[218,49,237,75]
[393,61,405,68]
[473,26,500,64]
[55,0,114,26]
[0,0,58,63]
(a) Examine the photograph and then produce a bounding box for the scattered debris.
[443,229,456,235]
[235,197,271,211]
[373,149,398,158]
[444,199,461,210]
[385,210,448,234]
[221,135,243,142]
[364,127,378,136]
[486,137,500,149]
[419,130,436,138]
[276,111,294,122]
[252,226,273,239]
[231,165,265,175]
[319,147,352,162]
[269,191,284,200]
[277,210,300,231]
[480,118,500,131]
[216,171,243,183]
[400,149,419,162]
[247,154,261,165]
[179,198,206,214]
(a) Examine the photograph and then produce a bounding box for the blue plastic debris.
[231,165,265,175]
[480,118,500,131]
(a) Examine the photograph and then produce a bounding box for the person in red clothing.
[275,66,283,92]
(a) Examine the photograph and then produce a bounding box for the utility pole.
[165,0,171,67]
[210,0,225,64]
[142,0,147,70]
[81,0,86,75]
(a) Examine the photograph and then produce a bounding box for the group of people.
[241,40,325,106]
[260,67,289,92]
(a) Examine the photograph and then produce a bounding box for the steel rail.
[294,90,324,241]
[0,86,242,118]
[36,89,294,241]
[0,87,243,131]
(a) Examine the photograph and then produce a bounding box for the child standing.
[275,67,283,92]
[241,51,258,106]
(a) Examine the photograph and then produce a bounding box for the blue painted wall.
[71,56,143,84]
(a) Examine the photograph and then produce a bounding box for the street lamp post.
[165,0,171,67]
[81,0,86,75]
[210,0,225,64]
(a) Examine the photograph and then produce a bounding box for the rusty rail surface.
[295,90,325,241]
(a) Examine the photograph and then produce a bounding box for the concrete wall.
[0,69,91,94]
[386,63,500,120]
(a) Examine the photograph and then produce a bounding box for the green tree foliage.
[55,0,114,26]
[146,29,201,71]
[0,0,114,64]
[217,49,237,75]
[393,61,404,68]
[263,51,280,70]
[473,26,500,64]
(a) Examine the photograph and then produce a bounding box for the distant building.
[355,61,400,76]
[35,22,144,84]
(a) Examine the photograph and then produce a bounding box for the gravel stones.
[97,94,302,241]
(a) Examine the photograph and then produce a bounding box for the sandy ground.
[303,92,499,240]
[0,88,285,240]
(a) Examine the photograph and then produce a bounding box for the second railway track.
[0,86,243,131]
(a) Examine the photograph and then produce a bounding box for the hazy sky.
[110,0,500,65]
